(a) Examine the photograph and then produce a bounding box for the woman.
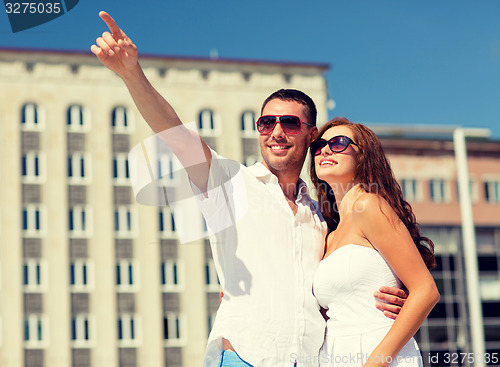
[310,117,439,367]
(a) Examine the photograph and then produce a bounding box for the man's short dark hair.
[261,89,317,126]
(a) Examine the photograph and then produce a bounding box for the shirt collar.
[248,162,312,203]
[248,162,277,183]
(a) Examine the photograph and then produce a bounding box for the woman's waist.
[325,319,393,337]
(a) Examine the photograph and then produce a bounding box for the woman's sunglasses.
[256,115,315,135]
[310,135,359,156]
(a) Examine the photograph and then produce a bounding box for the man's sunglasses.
[256,115,315,135]
[310,135,359,156]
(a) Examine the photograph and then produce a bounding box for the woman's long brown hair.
[309,117,436,269]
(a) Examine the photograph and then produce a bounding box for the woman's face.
[314,125,359,185]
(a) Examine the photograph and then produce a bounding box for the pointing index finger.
[99,11,126,39]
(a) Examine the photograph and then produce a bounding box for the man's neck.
[277,173,301,202]
[260,161,303,202]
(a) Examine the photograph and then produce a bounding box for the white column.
[453,128,487,367]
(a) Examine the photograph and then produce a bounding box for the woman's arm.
[356,193,440,367]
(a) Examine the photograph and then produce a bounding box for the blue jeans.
[218,351,253,367]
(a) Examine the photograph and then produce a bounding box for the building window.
[158,153,178,186]
[161,260,182,291]
[70,260,93,292]
[480,276,500,300]
[198,109,217,135]
[114,206,136,237]
[208,312,217,335]
[400,179,422,202]
[456,179,479,203]
[116,260,139,292]
[69,206,92,237]
[159,207,176,238]
[241,111,257,137]
[22,151,44,183]
[24,314,48,348]
[112,106,133,133]
[23,259,47,292]
[22,205,45,237]
[72,314,94,347]
[118,314,141,346]
[68,153,90,183]
[476,228,498,254]
[67,104,89,131]
[205,259,220,292]
[484,179,500,204]
[429,179,450,203]
[164,312,185,346]
[113,153,130,184]
[21,103,42,130]
[421,227,460,254]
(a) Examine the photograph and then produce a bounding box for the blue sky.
[1,0,499,138]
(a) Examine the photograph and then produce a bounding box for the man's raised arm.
[91,11,212,192]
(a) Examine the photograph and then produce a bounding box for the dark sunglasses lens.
[312,139,327,155]
[257,116,277,133]
[279,116,301,134]
[330,136,350,152]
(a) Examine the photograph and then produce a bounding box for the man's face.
[258,99,317,176]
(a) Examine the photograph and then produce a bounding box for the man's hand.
[90,11,138,77]
[373,286,408,319]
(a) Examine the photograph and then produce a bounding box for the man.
[91,11,406,367]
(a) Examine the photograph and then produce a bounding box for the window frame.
[163,312,186,347]
[68,152,91,184]
[67,104,90,132]
[205,259,220,292]
[24,314,49,348]
[198,109,220,136]
[113,153,131,185]
[117,313,141,347]
[22,204,46,237]
[111,106,134,134]
[116,259,140,292]
[21,103,44,131]
[429,178,451,203]
[400,178,423,203]
[22,151,45,184]
[240,110,258,137]
[161,259,183,292]
[23,258,48,292]
[114,206,137,238]
[483,178,500,204]
[71,313,96,348]
[70,259,94,292]
[69,205,93,238]
[159,207,176,238]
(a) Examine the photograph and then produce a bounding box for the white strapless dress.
[313,244,423,367]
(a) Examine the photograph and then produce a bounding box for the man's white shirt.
[192,150,327,367]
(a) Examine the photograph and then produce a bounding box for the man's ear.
[309,126,318,143]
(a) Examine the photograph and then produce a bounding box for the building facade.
[378,133,500,367]
[0,48,328,367]
[1,48,499,367]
